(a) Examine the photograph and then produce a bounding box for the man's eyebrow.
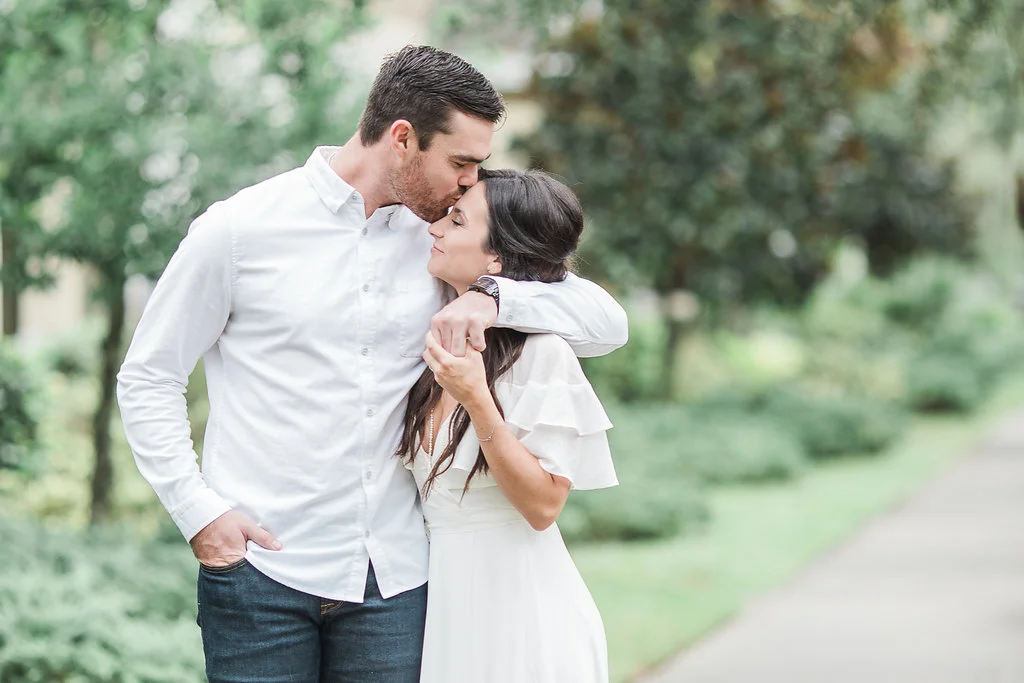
[451,153,491,164]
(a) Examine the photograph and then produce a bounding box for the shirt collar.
[303,146,402,227]
[303,146,356,214]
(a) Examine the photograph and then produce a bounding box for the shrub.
[929,309,1024,387]
[694,384,906,461]
[611,404,806,485]
[560,404,713,543]
[881,257,968,329]
[581,317,666,402]
[0,516,204,682]
[759,387,906,458]
[561,474,708,543]
[905,350,985,413]
[674,415,807,483]
[0,343,42,472]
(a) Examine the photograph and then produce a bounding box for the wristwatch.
[467,276,500,313]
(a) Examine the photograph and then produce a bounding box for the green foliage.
[0,343,41,472]
[619,404,807,484]
[754,386,905,458]
[581,317,665,402]
[561,475,707,544]
[825,127,974,278]
[802,255,1024,414]
[912,0,1024,145]
[37,320,103,379]
[0,516,202,682]
[881,257,969,328]
[0,0,367,290]
[682,416,808,484]
[562,404,712,543]
[905,350,985,413]
[771,390,906,458]
[519,1,972,307]
[512,0,982,400]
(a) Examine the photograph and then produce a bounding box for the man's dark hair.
[358,45,505,150]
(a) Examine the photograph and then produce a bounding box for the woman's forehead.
[454,182,489,220]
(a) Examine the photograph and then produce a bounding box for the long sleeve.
[491,273,628,358]
[116,202,234,542]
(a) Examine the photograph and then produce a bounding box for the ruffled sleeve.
[492,334,618,491]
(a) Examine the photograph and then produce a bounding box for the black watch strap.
[467,276,500,313]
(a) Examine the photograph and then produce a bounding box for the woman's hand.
[422,332,490,407]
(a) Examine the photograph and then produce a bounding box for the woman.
[396,168,618,682]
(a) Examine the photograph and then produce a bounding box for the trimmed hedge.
[608,404,807,485]
[0,517,204,682]
[695,385,906,459]
[561,475,708,543]
[905,350,985,413]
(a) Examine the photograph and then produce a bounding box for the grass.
[572,371,1024,682]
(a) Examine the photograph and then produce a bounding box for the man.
[117,45,627,682]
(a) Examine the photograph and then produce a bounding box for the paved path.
[638,409,1024,683]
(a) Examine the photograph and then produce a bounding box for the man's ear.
[389,120,417,159]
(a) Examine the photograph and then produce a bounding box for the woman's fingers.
[424,332,451,362]
[422,345,440,374]
[423,332,453,376]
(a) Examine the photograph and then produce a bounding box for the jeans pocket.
[199,557,249,575]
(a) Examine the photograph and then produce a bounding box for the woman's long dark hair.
[396,169,585,497]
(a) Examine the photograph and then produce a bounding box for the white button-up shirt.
[117,147,628,602]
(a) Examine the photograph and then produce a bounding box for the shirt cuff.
[170,486,234,542]
[492,277,527,327]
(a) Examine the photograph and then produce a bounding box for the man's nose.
[459,166,480,189]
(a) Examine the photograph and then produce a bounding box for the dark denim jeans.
[197,560,426,683]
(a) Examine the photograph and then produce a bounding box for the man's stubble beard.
[393,153,459,223]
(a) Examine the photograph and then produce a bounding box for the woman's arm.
[423,334,570,531]
[462,391,571,531]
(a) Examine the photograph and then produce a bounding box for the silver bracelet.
[477,423,499,443]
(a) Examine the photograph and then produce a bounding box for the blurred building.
[3,0,538,351]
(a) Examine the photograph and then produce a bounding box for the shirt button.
[366,408,375,417]
[365,469,373,480]
[360,347,369,356]
[364,529,371,539]
[362,284,369,292]
[361,227,368,236]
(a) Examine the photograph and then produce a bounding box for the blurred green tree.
[0,342,41,472]
[518,0,974,397]
[0,0,366,523]
[914,1,1024,230]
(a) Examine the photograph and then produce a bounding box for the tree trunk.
[1,227,19,337]
[90,287,126,525]
[660,315,688,401]
[1016,176,1024,234]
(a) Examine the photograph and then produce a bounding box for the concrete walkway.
[638,409,1024,683]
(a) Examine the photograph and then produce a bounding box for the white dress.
[407,333,619,683]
